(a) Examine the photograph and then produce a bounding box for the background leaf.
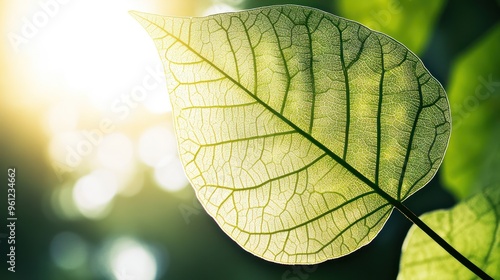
[442,24,500,199]
[335,0,446,55]
[398,187,500,279]
[132,5,450,264]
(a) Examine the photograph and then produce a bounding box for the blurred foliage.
[399,187,500,279]
[336,0,446,55]
[443,24,500,199]
[419,0,500,85]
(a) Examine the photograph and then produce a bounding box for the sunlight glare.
[203,1,238,16]
[48,131,84,167]
[138,126,177,167]
[154,157,189,192]
[97,133,134,171]
[72,169,118,219]
[143,87,172,114]
[108,238,158,280]
[31,0,160,109]
[44,100,80,135]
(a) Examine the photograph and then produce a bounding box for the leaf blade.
[132,5,450,264]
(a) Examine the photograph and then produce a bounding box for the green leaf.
[398,187,500,279]
[131,5,450,264]
[442,24,500,199]
[336,0,446,54]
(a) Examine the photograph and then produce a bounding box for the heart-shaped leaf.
[132,5,450,264]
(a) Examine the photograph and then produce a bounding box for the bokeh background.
[0,0,499,279]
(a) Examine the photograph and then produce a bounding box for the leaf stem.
[393,201,493,280]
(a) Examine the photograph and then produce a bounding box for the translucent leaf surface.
[398,187,500,279]
[336,0,446,54]
[442,24,500,199]
[131,5,450,264]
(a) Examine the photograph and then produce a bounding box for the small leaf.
[398,187,500,279]
[442,24,500,199]
[336,0,446,54]
[131,5,450,264]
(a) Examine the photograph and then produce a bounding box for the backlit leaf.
[131,5,450,264]
[398,187,500,279]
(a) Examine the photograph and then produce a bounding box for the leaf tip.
[128,10,146,22]
[128,10,168,40]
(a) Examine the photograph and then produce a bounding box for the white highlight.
[154,157,189,192]
[108,238,158,280]
[72,169,118,219]
[138,126,177,167]
[97,133,134,171]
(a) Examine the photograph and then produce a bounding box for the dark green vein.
[305,12,318,135]
[180,101,259,112]
[375,37,385,186]
[481,192,498,265]
[201,153,328,191]
[303,203,391,255]
[196,129,297,149]
[233,191,378,235]
[265,13,292,115]
[338,26,351,161]
[397,73,424,200]
[132,10,491,278]
[403,122,445,200]
[237,16,259,96]
[215,17,241,83]
[346,26,369,70]
[135,12,395,203]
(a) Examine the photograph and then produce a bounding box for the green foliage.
[336,0,446,54]
[398,187,500,279]
[442,24,500,199]
[132,5,450,264]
